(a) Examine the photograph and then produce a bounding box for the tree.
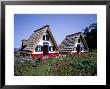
[82,23,97,50]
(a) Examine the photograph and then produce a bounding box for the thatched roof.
[59,32,89,51]
[21,25,59,51]
[66,32,82,37]
[80,32,89,51]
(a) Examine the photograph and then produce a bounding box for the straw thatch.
[59,32,89,52]
[20,25,59,52]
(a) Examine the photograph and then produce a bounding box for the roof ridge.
[66,32,82,37]
[34,25,49,32]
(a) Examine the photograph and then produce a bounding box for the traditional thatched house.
[59,32,89,54]
[19,25,59,57]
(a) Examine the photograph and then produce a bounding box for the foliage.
[14,51,97,76]
[82,23,97,50]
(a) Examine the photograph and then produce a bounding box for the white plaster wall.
[32,31,56,54]
[72,38,85,52]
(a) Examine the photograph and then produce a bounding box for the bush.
[14,51,97,76]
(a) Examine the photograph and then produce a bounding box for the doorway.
[76,44,80,54]
[43,43,49,55]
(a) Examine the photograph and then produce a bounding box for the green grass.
[14,51,97,76]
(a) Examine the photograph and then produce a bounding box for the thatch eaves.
[80,33,89,51]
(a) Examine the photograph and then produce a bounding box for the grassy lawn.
[14,51,97,76]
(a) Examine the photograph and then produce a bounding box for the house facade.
[59,32,89,54]
[19,25,59,58]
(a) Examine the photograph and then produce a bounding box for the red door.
[43,45,48,55]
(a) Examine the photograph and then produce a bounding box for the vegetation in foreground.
[14,51,97,76]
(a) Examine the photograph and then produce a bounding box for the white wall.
[72,37,85,52]
[32,31,56,54]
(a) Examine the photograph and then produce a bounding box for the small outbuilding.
[59,32,89,54]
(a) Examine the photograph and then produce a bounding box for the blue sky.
[14,14,97,48]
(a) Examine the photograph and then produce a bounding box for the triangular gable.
[22,25,59,51]
[59,32,89,51]
[46,27,59,51]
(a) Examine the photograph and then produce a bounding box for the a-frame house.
[19,25,59,57]
[59,32,89,54]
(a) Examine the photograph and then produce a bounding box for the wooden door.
[43,45,48,55]
[76,44,80,54]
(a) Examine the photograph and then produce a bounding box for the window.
[49,46,55,52]
[43,42,49,45]
[43,35,49,41]
[43,35,45,40]
[35,45,42,52]
[78,39,80,43]
[46,35,49,41]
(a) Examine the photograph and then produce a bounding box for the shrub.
[14,51,97,76]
